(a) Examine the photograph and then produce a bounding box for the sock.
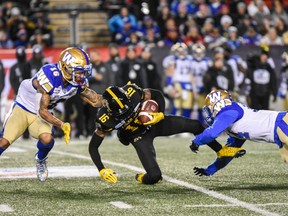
[36,139,55,160]
[0,147,5,156]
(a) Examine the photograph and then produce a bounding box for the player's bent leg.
[135,167,162,185]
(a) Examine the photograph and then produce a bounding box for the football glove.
[99,168,117,183]
[61,122,71,145]
[189,141,199,153]
[143,112,164,126]
[135,173,145,183]
[193,167,210,176]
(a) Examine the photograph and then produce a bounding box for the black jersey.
[96,84,148,140]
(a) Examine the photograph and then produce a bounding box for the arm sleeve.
[149,89,165,113]
[89,132,105,171]
[193,109,239,145]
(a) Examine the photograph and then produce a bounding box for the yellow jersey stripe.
[107,88,124,108]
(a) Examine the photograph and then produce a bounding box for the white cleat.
[35,155,48,182]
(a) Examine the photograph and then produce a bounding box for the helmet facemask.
[63,64,92,86]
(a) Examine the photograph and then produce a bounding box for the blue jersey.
[16,64,86,114]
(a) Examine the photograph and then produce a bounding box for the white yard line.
[19,147,281,216]
[110,201,132,209]
[185,203,288,208]
[0,204,14,212]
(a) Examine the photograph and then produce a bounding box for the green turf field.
[0,136,287,216]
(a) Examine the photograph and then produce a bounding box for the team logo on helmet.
[58,47,92,86]
[202,89,232,126]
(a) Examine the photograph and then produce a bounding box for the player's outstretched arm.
[89,129,117,183]
[80,87,102,108]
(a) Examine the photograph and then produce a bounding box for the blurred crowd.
[0,0,53,49]
[107,0,288,49]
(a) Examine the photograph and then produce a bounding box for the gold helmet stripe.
[107,88,124,108]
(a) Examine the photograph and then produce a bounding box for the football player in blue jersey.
[190,89,288,176]
[88,84,246,185]
[0,47,102,182]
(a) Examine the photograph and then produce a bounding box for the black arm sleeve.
[149,89,165,112]
[89,132,105,171]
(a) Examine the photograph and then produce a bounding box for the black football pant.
[131,115,221,184]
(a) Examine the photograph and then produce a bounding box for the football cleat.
[135,173,145,183]
[217,145,246,158]
[35,155,48,182]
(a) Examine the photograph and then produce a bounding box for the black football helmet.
[102,86,132,118]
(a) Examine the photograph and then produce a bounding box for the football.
[138,100,159,124]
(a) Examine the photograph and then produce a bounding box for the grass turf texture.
[0,136,288,216]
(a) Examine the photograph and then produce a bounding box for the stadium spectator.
[204,27,227,50]
[208,0,223,17]
[0,30,13,48]
[194,3,211,27]
[13,26,29,47]
[190,89,288,176]
[231,2,247,26]
[253,0,271,34]
[114,17,138,45]
[137,15,160,42]
[88,84,245,184]
[236,14,254,36]
[7,7,29,42]
[201,17,214,38]
[271,0,288,26]
[242,25,262,45]
[226,26,243,50]
[0,47,102,182]
[170,0,198,15]
[174,2,189,27]
[260,26,284,45]
[247,0,270,17]
[163,25,182,46]
[108,6,137,41]
[214,3,231,28]
[274,17,287,36]
[219,15,233,38]
[29,18,53,47]
[183,25,204,47]
[156,4,173,38]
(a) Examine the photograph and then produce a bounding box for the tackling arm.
[193,109,239,146]
[80,87,102,108]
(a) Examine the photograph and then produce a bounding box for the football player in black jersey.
[89,83,246,185]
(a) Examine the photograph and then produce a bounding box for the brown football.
[138,100,159,124]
